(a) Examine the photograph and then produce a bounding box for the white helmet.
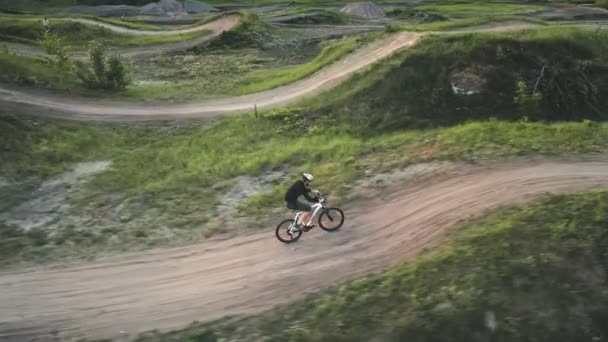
[302,172,314,184]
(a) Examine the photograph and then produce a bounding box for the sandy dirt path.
[0,14,240,60]
[2,160,608,341]
[0,21,551,122]
[63,17,223,36]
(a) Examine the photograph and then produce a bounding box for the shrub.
[40,32,69,70]
[76,41,129,91]
[514,80,543,117]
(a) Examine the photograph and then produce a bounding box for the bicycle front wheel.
[319,208,345,232]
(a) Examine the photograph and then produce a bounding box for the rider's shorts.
[286,200,312,212]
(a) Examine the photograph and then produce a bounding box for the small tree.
[41,32,69,70]
[89,41,107,85]
[76,41,129,91]
[514,80,543,117]
[106,56,128,90]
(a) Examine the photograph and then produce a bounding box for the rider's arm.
[303,189,319,202]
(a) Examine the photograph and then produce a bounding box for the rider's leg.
[300,211,310,226]
[297,201,313,227]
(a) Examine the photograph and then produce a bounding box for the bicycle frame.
[290,199,325,232]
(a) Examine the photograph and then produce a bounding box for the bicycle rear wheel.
[276,219,302,243]
[319,208,345,231]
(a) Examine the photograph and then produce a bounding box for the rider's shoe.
[303,224,316,232]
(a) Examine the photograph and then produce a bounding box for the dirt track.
[1,15,240,60]
[0,20,553,122]
[2,160,608,341]
[64,17,223,36]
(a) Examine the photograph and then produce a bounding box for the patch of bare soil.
[1,161,111,233]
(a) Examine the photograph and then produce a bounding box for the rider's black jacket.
[284,180,317,203]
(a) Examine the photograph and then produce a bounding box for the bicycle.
[275,193,345,243]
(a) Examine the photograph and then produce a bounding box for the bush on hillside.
[596,0,608,9]
[41,32,69,70]
[76,41,129,91]
[514,80,543,117]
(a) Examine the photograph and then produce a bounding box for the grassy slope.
[2,112,608,267]
[141,191,608,341]
[399,16,546,32]
[124,35,367,100]
[415,3,544,16]
[0,51,81,92]
[0,11,374,100]
[230,33,380,94]
[1,28,608,265]
[298,27,608,132]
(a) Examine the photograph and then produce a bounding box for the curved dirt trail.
[0,31,421,121]
[1,14,240,60]
[63,17,223,36]
[2,160,608,341]
[0,21,550,122]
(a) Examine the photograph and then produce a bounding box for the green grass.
[415,3,544,17]
[269,8,355,25]
[232,34,380,94]
[597,0,608,9]
[398,15,546,32]
[0,51,81,91]
[2,26,608,266]
[141,190,608,341]
[2,111,608,267]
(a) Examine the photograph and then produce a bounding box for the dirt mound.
[341,2,386,19]
[449,65,490,95]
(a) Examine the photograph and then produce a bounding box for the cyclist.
[284,173,319,230]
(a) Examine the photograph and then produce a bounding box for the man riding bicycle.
[284,173,319,230]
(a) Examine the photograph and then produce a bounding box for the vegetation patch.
[1,110,608,267]
[295,27,608,132]
[415,3,544,17]
[1,26,608,266]
[0,14,209,49]
[232,33,381,94]
[200,11,275,50]
[271,9,352,25]
[386,8,448,23]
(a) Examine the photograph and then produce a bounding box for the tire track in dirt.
[2,160,608,341]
